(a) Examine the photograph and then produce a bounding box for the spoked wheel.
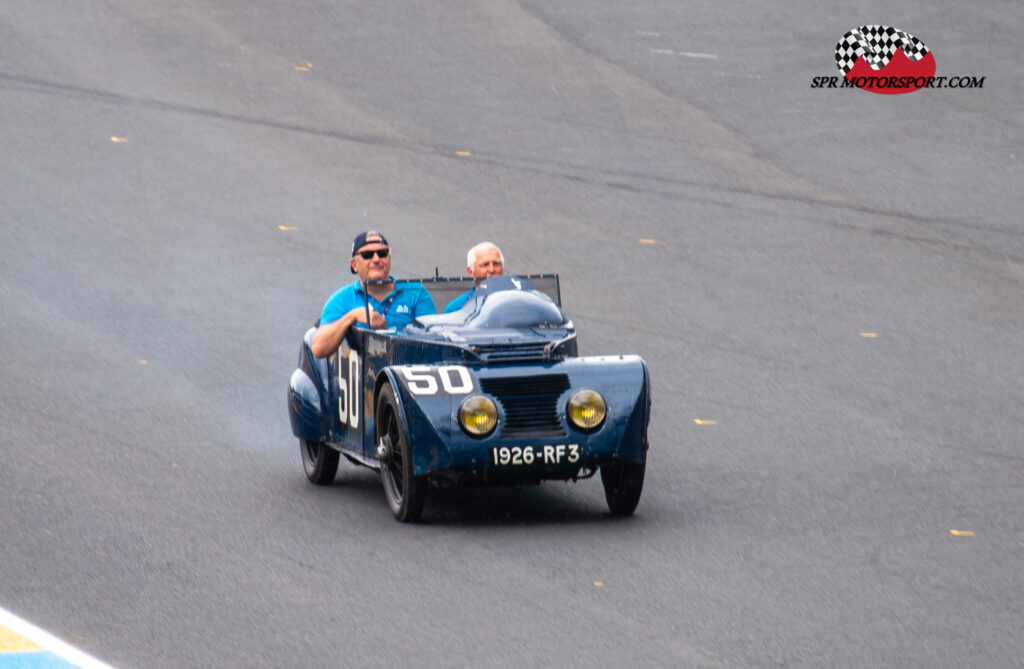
[300,438,340,485]
[376,383,425,522]
[600,459,645,516]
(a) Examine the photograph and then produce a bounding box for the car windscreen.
[396,274,561,313]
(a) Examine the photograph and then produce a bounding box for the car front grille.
[480,374,569,438]
[476,342,549,363]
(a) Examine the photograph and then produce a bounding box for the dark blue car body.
[288,275,650,521]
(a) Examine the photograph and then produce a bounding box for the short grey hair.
[466,241,503,268]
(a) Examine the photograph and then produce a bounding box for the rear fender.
[288,327,331,441]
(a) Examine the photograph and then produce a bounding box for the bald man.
[443,241,504,313]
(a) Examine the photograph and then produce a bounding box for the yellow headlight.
[458,395,498,436]
[567,388,607,431]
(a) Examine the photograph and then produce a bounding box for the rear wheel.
[601,460,645,516]
[301,439,340,485]
[376,384,425,522]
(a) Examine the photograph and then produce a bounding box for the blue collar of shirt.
[353,276,401,301]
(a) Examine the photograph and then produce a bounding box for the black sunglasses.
[356,248,390,260]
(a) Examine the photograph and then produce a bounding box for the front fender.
[377,367,457,476]
[616,358,651,463]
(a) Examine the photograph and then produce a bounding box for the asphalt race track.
[2,2,1022,667]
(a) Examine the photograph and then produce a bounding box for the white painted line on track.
[0,606,117,669]
[649,49,719,59]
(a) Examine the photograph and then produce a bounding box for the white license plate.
[490,444,581,466]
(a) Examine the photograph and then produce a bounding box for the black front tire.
[301,439,340,485]
[601,460,645,516]
[376,384,426,522]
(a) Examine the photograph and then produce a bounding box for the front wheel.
[301,439,340,485]
[376,383,426,522]
[601,460,645,516]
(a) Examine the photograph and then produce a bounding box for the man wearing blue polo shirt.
[443,241,505,313]
[311,231,435,358]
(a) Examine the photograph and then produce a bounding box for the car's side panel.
[325,329,457,464]
[326,337,368,455]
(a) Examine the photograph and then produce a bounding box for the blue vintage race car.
[287,274,650,522]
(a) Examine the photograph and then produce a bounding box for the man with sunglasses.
[311,231,435,358]
[443,241,505,313]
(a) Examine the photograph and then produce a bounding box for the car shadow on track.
[421,484,621,526]
[298,465,634,526]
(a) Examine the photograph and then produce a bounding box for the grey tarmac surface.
[1,1,1021,667]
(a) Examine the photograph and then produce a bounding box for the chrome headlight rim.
[567,388,607,432]
[458,394,499,438]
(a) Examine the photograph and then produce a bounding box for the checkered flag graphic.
[835,25,930,75]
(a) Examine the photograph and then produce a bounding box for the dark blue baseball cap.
[350,231,389,273]
[351,230,389,256]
